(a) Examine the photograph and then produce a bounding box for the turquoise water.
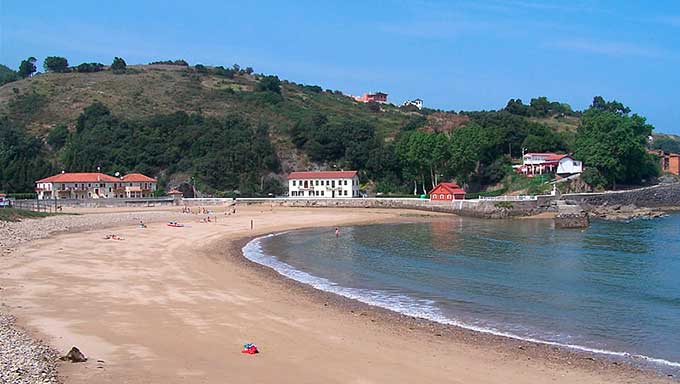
[244,215,680,371]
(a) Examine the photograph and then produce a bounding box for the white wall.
[288,176,359,198]
[557,158,583,174]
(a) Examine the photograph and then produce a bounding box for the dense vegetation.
[0,55,669,195]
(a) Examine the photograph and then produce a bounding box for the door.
[332,191,335,198]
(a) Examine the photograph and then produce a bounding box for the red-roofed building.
[428,182,466,201]
[288,171,359,198]
[35,172,157,200]
[515,153,583,177]
[355,92,388,104]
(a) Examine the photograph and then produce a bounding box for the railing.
[478,195,538,201]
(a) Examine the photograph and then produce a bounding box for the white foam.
[243,233,680,369]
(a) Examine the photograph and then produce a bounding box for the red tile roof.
[428,182,466,195]
[288,171,358,179]
[121,173,157,182]
[36,172,156,183]
[524,153,570,161]
[36,172,121,183]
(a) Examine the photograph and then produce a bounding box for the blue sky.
[2,0,679,133]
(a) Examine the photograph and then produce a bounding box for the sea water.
[243,214,680,372]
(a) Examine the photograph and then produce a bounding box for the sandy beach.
[0,206,673,383]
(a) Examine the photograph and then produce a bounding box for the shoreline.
[233,229,677,381]
[1,206,675,383]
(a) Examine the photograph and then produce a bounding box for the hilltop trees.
[256,75,281,94]
[43,56,69,73]
[574,97,658,188]
[75,62,104,73]
[111,57,127,73]
[18,57,37,78]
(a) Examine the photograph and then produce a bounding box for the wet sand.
[0,206,673,383]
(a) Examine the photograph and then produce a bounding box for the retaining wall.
[14,197,176,209]
[184,196,556,219]
[563,183,680,208]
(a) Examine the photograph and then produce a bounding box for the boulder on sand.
[60,346,87,363]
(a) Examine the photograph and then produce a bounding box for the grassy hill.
[0,61,664,195]
[0,64,460,174]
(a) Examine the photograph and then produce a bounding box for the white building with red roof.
[35,172,157,200]
[288,171,359,198]
[515,153,583,177]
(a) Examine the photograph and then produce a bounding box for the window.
[315,180,319,186]
[447,194,452,199]
[432,194,438,199]
[344,190,348,196]
[292,180,296,186]
[326,180,329,186]
[440,194,444,199]
[316,191,320,196]
[344,180,347,185]
[321,191,324,196]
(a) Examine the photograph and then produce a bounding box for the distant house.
[355,92,388,104]
[515,153,583,177]
[402,98,423,110]
[428,182,466,201]
[649,150,680,175]
[288,171,360,198]
[35,172,157,200]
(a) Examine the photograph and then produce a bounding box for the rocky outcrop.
[554,201,589,228]
[588,204,666,221]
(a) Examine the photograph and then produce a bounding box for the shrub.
[75,62,104,73]
[43,56,69,73]
[111,57,127,73]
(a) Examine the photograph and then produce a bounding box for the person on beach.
[335,227,339,238]
[139,220,146,228]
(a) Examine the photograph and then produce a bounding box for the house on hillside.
[402,98,423,110]
[428,182,466,201]
[649,150,680,175]
[515,153,583,177]
[288,171,360,198]
[355,92,388,104]
[35,172,157,200]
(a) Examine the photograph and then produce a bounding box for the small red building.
[355,92,388,103]
[428,182,466,201]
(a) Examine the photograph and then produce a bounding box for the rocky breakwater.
[588,203,666,221]
[554,200,589,228]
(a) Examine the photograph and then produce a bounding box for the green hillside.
[0,59,662,195]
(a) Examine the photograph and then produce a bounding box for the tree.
[449,123,493,187]
[194,64,208,74]
[18,57,37,78]
[0,117,53,192]
[111,57,127,73]
[256,75,281,94]
[47,123,69,149]
[43,56,69,73]
[75,62,104,73]
[244,67,254,75]
[574,98,657,188]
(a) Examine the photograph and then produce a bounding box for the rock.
[60,346,87,363]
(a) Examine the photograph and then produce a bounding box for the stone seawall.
[563,184,680,209]
[12,197,175,209]
[184,197,556,219]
